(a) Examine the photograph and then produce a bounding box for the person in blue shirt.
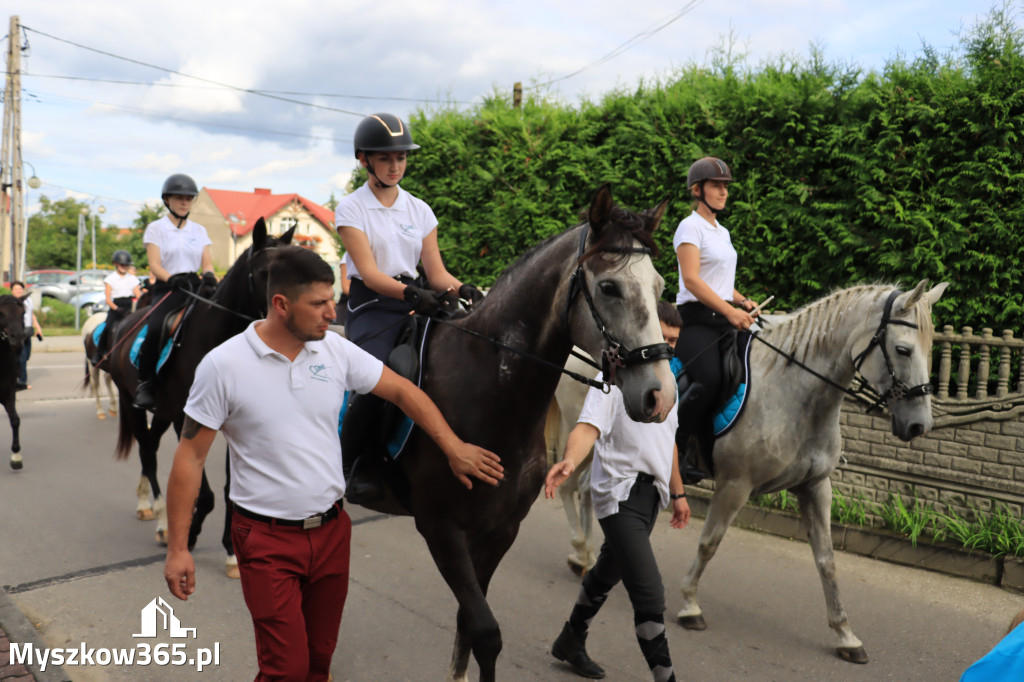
[960,608,1024,681]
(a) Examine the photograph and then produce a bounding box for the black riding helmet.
[161,173,199,221]
[112,250,132,266]
[687,157,733,215]
[353,113,420,188]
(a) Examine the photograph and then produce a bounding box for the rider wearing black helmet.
[92,250,142,365]
[334,113,484,502]
[133,173,216,410]
[673,157,758,478]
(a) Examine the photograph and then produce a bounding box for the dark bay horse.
[0,295,27,470]
[357,185,677,681]
[105,219,293,547]
[676,281,947,664]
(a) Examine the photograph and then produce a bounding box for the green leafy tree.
[26,196,92,270]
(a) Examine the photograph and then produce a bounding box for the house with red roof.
[190,187,339,270]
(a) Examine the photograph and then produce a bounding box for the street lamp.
[16,162,41,279]
[1,160,41,281]
[91,204,105,270]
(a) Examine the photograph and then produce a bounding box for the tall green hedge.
[368,6,1023,332]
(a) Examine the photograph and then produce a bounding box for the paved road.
[0,340,1021,681]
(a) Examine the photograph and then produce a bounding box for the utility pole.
[0,15,25,282]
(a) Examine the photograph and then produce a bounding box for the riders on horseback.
[334,113,483,501]
[673,157,759,474]
[91,250,141,366]
[134,173,217,410]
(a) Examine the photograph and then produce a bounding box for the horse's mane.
[759,283,935,372]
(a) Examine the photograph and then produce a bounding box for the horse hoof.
[567,559,586,577]
[155,529,168,546]
[837,646,869,664]
[678,614,707,631]
[225,557,240,580]
[9,454,22,470]
[97,412,107,420]
[137,508,155,521]
[108,409,117,417]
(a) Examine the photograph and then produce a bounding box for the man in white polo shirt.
[163,245,503,681]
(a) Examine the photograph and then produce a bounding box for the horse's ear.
[926,281,949,307]
[280,225,296,245]
[587,183,614,235]
[646,198,670,234]
[251,218,268,252]
[898,279,946,312]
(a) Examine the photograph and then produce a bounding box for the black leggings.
[581,478,665,615]
[674,303,733,446]
[137,284,189,380]
[98,297,133,353]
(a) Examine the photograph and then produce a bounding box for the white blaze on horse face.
[578,248,674,423]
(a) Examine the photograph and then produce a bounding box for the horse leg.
[222,449,238,578]
[417,521,503,682]
[677,480,752,630]
[104,371,118,418]
[136,476,155,520]
[187,469,216,551]
[138,414,168,545]
[4,396,21,470]
[560,470,588,575]
[793,479,868,664]
[577,461,597,572]
[90,364,106,420]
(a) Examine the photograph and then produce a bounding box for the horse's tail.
[115,394,135,461]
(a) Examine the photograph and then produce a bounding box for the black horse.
[354,185,677,681]
[0,294,27,470]
[105,219,293,551]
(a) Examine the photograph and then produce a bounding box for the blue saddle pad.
[92,322,105,346]
[338,318,432,460]
[712,331,754,437]
[128,325,174,373]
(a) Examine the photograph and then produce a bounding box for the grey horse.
[677,280,947,664]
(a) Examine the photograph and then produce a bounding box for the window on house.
[280,217,299,231]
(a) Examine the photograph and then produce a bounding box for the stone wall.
[835,401,1024,522]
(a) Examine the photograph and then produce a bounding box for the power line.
[25,87,351,144]
[23,72,478,106]
[21,25,368,118]
[529,1,706,90]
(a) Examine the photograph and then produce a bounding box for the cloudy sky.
[6,0,999,228]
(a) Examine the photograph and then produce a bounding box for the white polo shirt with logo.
[673,211,737,305]
[143,216,212,276]
[334,183,437,281]
[577,374,679,520]
[185,323,384,520]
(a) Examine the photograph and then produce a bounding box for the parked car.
[36,269,109,304]
[67,290,110,315]
[2,268,74,291]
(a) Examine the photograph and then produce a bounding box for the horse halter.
[850,289,934,411]
[565,224,674,388]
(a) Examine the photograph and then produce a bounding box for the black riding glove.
[458,284,484,305]
[202,271,218,288]
[403,285,441,315]
[167,272,191,289]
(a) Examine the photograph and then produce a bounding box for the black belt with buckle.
[234,500,343,529]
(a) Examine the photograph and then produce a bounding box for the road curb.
[0,587,69,682]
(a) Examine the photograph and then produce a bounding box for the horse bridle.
[849,289,933,411]
[565,224,674,387]
[754,288,932,413]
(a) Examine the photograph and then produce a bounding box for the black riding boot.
[341,393,388,504]
[134,380,157,411]
[552,622,605,679]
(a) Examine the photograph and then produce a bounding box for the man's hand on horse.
[447,442,504,489]
[544,460,576,499]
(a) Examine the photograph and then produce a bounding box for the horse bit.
[565,223,674,390]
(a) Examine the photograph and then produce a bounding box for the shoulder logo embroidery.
[310,363,330,382]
